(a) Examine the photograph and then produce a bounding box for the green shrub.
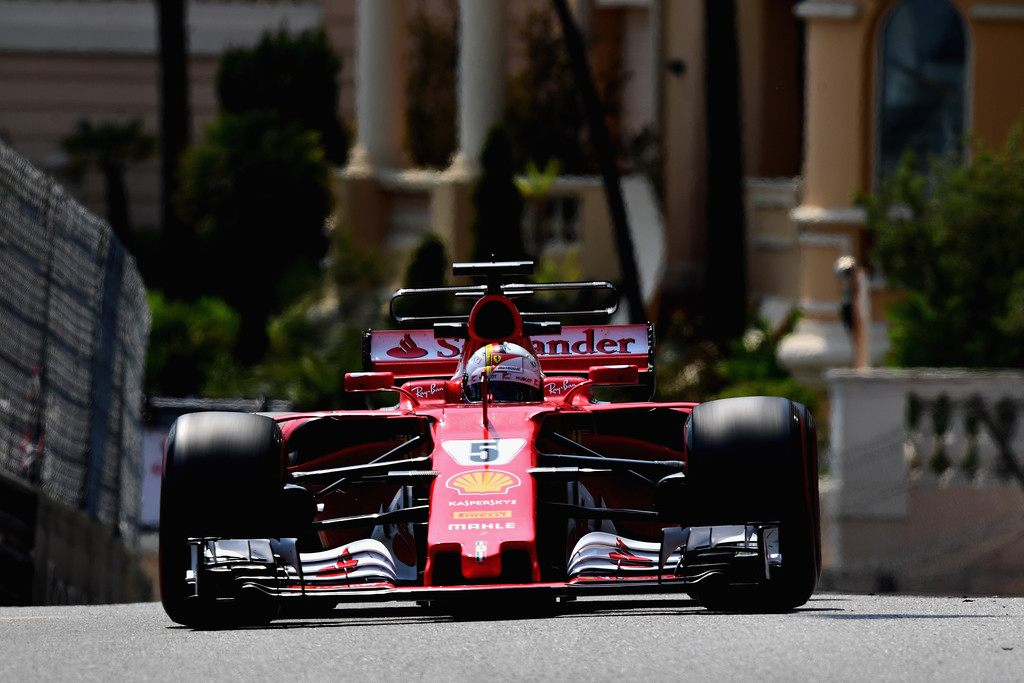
[855,118,1024,368]
[145,292,241,396]
[656,309,818,413]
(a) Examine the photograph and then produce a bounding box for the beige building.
[777,0,1024,380]
[3,0,1024,382]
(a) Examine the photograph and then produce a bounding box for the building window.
[876,0,967,184]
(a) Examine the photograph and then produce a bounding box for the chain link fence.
[0,140,150,551]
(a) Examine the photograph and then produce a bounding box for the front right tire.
[683,396,821,612]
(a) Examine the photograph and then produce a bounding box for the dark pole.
[157,0,192,296]
[551,0,645,323]
[703,0,747,343]
[102,163,132,251]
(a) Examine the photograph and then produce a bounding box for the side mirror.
[344,372,423,408]
[344,372,395,392]
[587,365,639,385]
[562,365,640,405]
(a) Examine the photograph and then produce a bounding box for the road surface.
[1,593,1022,681]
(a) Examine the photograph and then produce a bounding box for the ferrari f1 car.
[159,261,820,626]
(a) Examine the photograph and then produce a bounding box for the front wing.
[179,523,781,607]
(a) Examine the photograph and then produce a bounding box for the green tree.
[470,126,527,262]
[176,110,333,363]
[217,26,349,165]
[856,120,1024,367]
[175,26,345,363]
[392,233,453,322]
[404,233,450,289]
[61,119,155,249]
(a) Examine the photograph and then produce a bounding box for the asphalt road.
[1,593,1022,682]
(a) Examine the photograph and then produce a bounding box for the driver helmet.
[463,342,543,403]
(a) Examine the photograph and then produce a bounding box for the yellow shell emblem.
[447,470,521,495]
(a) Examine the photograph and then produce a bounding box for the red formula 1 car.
[159,261,820,627]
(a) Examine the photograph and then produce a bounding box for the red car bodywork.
[159,262,820,624]
[276,305,685,594]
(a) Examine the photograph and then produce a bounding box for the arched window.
[876,0,967,184]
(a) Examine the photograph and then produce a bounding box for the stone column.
[347,0,406,174]
[447,0,506,177]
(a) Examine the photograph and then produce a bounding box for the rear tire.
[684,396,820,612]
[159,412,284,627]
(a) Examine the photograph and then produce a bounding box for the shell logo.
[446,470,521,495]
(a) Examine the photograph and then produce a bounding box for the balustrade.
[824,368,1024,594]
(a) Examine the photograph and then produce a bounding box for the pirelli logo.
[453,510,512,520]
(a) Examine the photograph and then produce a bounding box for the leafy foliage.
[228,228,388,410]
[470,126,527,262]
[403,233,450,289]
[147,26,350,400]
[203,301,366,410]
[175,25,346,363]
[176,109,333,362]
[655,309,818,413]
[217,26,349,164]
[329,229,385,322]
[60,118,155,245]
[711,313,818,411]
[61,119,156,176]
[187,228,388,410]
[391,234,454,323]
[145,292,240,397]
[855,120,1024,368]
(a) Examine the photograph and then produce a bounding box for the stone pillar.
[826,369,909,520]
[447,0,506,177]
[347,0,406,173]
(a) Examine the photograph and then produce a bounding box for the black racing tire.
[159,412,284,628]
[684,396,820,612]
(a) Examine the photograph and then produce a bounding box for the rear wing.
[363,323,655,381]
